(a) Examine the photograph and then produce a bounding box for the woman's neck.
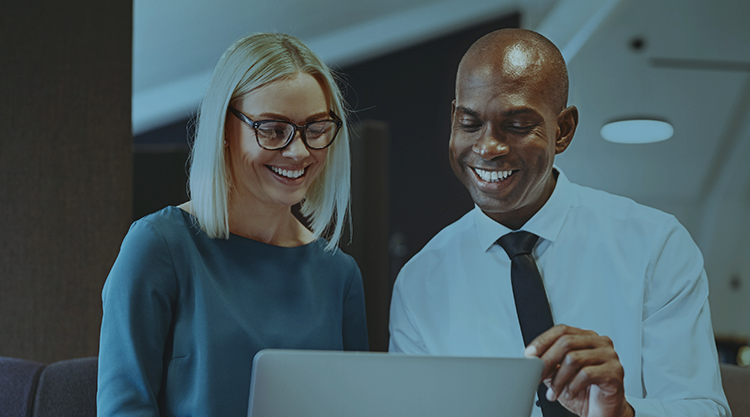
[226,197,313,247]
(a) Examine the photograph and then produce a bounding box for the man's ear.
[555,105,578,154]
[450,100,456,121]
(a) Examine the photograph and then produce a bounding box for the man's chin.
[470,194,518,215]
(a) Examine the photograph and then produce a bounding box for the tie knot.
[497,231,539,258]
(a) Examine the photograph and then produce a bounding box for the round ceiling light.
[600,119,674,144]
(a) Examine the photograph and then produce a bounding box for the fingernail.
[546,387,556,402]
[524,345,537,357]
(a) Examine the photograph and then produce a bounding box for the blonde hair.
[188,33,351,251]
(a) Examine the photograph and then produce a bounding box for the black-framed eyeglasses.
[228,106,342,150]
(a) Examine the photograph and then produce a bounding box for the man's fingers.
[547,348,603,398]
[550,347,621,397]
[526,324,595,357]
[538,332,602,378]
[525,324,572,357]
[560,362,625,401]
[527,326,629,416]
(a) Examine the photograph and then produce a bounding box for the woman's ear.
[224,113,233,148]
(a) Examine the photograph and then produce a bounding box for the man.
[388,28,729,417]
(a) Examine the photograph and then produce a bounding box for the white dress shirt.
[389,169,730,417]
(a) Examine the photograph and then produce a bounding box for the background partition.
[0,1,132,363]
[340,13,520,285]
[346,121,391,352]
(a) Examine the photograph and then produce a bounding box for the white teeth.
[474,168,513,183]
[270,166,305,179]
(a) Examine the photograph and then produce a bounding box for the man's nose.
[472,128,509,159]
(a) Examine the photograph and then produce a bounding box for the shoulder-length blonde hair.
[188,33,351,251]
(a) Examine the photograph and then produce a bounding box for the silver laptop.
[248,349,543,417]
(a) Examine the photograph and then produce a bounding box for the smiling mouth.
[269,165,306,179]
[472,168,516,183]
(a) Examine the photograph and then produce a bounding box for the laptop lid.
[248,349,543,417]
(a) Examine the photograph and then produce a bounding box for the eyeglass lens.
[256,120,338,150]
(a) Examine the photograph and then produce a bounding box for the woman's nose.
[281,130,310,160]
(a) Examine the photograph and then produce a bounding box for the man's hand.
[524,325,635,417]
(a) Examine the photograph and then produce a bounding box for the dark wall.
[0,1,132,362]
[340,13,520,281]
[133,119,194,220]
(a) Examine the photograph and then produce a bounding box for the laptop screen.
[248,349,543,417]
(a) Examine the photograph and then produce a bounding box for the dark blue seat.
[0,356,97,417]
[0,356,46,417]
[32,357,97,417]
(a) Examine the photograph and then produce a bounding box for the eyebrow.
[455,106,539,119]
[454,106,481,118]
[254,111,332,123]
[503,108,539,118]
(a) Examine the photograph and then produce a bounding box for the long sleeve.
[628,217,730,417]
[385,175,731,417]
[97,206,369,416]
[388,268,428,354]
[97,220,177,417]
[341,260,369,351]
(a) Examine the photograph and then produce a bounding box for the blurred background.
[2,0,749,365]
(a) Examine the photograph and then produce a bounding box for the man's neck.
[486,169,559,230]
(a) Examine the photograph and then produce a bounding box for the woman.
[97,33,369,416]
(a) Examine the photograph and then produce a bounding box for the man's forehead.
[453,76,552,120]
[454,43,553,113]
[458,44,544,87]
[502,44,544,78]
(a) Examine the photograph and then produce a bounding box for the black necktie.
[497,231,575,417]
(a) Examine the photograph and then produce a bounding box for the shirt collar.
[474,166,573,251]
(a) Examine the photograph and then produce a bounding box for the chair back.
[31,357,98,417]
[721,363,750,417]
[0,357,46,417]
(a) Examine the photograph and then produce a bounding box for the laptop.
[248,349,544,417]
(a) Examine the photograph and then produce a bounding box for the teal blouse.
[97,207,369,416]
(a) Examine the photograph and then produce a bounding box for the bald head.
[458,28,569,113]
[449,28,578,228]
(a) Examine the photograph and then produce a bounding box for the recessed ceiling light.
[600,119,674,144]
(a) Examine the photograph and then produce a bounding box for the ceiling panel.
[132,0,531,134]
[134,0,442,91]
[556,0,750,211]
